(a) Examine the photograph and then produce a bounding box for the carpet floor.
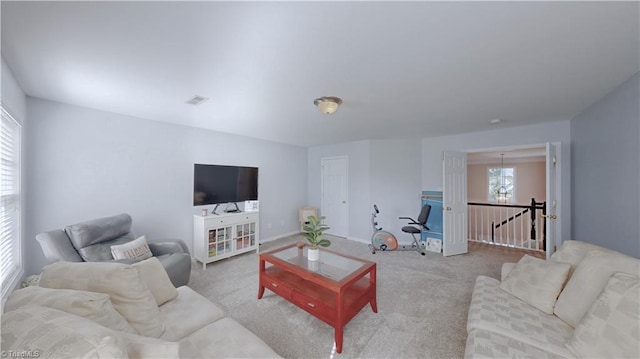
[188,235,529,359]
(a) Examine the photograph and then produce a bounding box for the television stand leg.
[225,202,241,213]
[212,204,221,215]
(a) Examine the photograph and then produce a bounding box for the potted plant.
[301,215,330,261]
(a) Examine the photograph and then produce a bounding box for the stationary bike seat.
[401,226,421,234]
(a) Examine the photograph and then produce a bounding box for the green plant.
[302,215,331,249]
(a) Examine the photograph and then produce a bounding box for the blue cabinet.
[422,191,443,253]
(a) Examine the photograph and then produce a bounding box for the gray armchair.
[36,213,191,287]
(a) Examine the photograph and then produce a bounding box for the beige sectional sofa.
[464,240,639,358]
[1,258,281,358]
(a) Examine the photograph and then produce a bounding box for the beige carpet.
[188,235,528,359]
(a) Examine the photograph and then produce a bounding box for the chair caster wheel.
[421,252,426,256]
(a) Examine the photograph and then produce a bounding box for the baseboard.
[260,231,300,244]
[346,236,370,244]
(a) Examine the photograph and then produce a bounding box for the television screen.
[193,164,258,206]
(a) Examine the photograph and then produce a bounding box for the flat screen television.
[193,164,258,206]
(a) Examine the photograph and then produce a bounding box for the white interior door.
[443,151,468,256]
[545,143,558,259]
[321,156,348,238]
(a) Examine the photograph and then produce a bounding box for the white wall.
[571,72,639,258]
[308,141,371,242]
[467,160,546,205]
[307,138,422,243]
[1,57,27,121]
[24,98,308,276]
[368,139,423,240]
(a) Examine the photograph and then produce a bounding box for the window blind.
[1,106,21,293]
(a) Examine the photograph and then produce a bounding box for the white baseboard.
[346,236,370,244]
[260,231,300,243]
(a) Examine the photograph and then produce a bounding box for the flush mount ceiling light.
[313,96,342,114]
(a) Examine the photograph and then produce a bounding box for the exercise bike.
[368,204,431,255]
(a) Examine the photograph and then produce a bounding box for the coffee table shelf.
[258,243,377,354]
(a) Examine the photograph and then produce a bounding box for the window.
[488,167,514,203]
[1,106,22,296]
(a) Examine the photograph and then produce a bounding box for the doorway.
[321,156,348,238]
[444,143,561,259]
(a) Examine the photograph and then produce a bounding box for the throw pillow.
[111,235,153,261]
[550,240,616,278]
[39,261,165,338]
[132,257,178,306]
[499,254,570,314]
[565,273,640,358]
[5,286,136,333]
[554,250,639,327]
[1,305,126,358]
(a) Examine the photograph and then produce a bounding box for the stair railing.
[467,198,545,251]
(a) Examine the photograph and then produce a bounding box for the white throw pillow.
[39,261,165,338]
[1,305,127,358]
[111,235,153,261]
[551,240,616,278]
[565,273,640,358]
[499,255,570,314]
[132,257,178,306]
[554,250,640,327]
[5,286,136,333]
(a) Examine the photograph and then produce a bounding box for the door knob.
[445,207,452,211]
[542,214,557,219]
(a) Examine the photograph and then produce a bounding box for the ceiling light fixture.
[313,96,342,114]
[496,153,509,203]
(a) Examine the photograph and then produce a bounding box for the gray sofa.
[36,213,191,287]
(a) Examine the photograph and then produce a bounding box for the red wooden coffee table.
[258,243,377,353]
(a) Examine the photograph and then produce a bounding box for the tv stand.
[193,211,259,269]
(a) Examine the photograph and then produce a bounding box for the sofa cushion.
[159,286,225,341]
[111,235,153,261]
[464,328,570,359]
[65,213,136,261]
[564,273,640,358]
[179,318,281,358]
[499,255,570,314]
[500,262,516,281]
[5,286,136,333]
[39,261,165,338]
[119,331,180,359]
[132,256,178,305]
[467,276,573,357]
[554,250,639,327]
[1,305,127,358]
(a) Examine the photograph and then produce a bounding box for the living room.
[1,1,639,358]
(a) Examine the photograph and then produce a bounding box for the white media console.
[193,211,259,269]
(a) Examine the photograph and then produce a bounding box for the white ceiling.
[2,1,638,147]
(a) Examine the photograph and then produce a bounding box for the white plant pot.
[308,260,320,272]
[308,247,320,261]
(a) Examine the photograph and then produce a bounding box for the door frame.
[320,156,349,238]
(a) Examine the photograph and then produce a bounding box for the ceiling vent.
[186,95,209,106]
